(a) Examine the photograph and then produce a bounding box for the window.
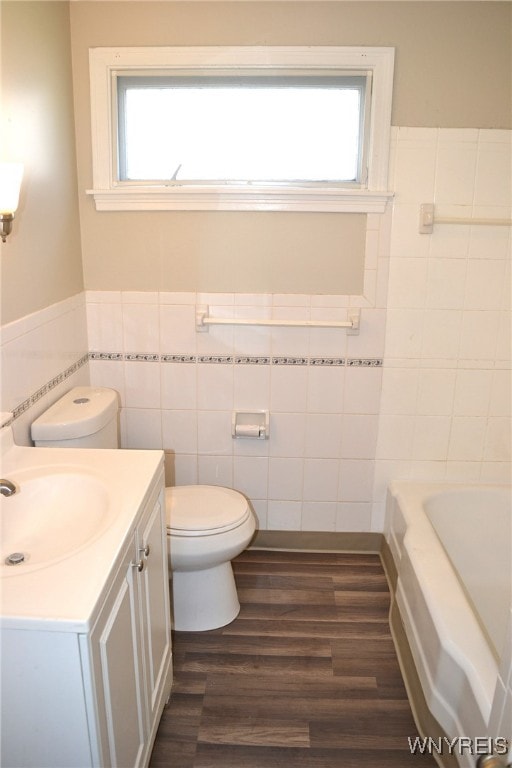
[118,73,368,184]
[89,47,394,212]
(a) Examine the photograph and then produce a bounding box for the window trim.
[88,46,395,213]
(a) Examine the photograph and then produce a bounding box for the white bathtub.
[386,483,511,767]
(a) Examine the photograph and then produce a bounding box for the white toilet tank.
[31,386,119,449]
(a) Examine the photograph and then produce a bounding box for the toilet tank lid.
[31,387,119,441]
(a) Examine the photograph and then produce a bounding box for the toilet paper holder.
[232,410,269,439]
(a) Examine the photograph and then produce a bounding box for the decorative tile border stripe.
[272,357,309,366]
[347,358,383,367]
[88,352,383,367]
[235,356,271,365]
[198,354,234,364]
[89,352,124,361]
[125,353,160,362]
[310,358,345,366]
[11,354,89,421]
[161,354,196,363]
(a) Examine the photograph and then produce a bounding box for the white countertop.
[0,427,164,633]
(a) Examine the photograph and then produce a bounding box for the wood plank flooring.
[149,550,436,767]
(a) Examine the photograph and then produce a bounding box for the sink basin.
[1,467,111,575]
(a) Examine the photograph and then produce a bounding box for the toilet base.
[171,561,240,631]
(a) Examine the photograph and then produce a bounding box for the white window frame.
[88,46,395,213]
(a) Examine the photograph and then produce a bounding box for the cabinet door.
[138,492,172,726]
[93,549,146,768]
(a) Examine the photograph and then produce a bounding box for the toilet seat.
[165,485,250,537]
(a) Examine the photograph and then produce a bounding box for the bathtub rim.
[385,481,510,760]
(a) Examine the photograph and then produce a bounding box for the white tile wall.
[87,274,387,533]
[0,293,89,445]
[378,126,511,496]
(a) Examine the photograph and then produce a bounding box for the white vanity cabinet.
[83,477,172,767]
[0,460,172,768]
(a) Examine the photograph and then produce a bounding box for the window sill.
[86,185,394,213]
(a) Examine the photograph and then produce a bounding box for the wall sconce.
[0,163,24,243]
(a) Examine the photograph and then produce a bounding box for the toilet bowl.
[166,485,255,631]
[31,386,256,632]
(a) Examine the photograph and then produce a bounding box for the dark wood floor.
[150,550,436,767]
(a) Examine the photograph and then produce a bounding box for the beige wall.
[1,1,83,325]
[69,1,511,295]
[79,210,367,295]
[71,1,512,129]
[3,3,509,301]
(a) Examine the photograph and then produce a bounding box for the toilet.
[31,386,256,632]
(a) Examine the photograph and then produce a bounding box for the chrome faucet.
[0,479,17,497]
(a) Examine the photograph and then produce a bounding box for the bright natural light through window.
[119,78,364,183]
[88,47,395,211]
